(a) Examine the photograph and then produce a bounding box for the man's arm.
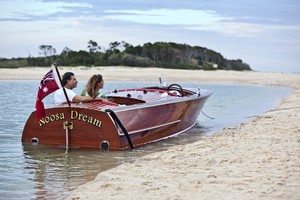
[72,95,94,103]
[72,95,109,103]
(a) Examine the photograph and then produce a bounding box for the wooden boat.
[22,84,212,150]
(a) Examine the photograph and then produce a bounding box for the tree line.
[0,40,251,70]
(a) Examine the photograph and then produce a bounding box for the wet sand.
[1,67,299,199]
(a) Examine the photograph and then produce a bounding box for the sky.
[0,0,299,73]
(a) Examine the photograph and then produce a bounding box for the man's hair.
[62,72,74,86]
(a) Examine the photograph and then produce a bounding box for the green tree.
[39,45,56,65]
[87,40,101,53]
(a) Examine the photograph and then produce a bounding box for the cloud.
[103,8,299,38]
[0,0,91,21]
[2,1,295,38]
[104,9,233,26]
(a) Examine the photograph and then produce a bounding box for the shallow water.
[0,80,291,199]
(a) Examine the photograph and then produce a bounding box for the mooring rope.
[201,110,215,119]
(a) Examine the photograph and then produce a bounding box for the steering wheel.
[167,84,183,96]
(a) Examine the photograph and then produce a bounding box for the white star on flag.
[42,87,48,93]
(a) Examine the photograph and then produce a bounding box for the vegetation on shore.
[0,41,251,71]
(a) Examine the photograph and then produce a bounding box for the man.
[54,72,95,105]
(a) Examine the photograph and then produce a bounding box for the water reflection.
[22,144,133,199]
[21,126,206,199]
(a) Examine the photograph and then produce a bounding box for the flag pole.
[53,64,71,107]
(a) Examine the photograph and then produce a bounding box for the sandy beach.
[1,67,299,199]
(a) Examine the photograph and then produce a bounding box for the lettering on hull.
[39,110,102,128]
[39,113,65,127]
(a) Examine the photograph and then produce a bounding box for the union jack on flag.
[35,65,61,120]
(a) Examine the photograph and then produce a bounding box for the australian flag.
[35,66,60,120]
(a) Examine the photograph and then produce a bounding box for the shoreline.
[0,66,297,87]
[1,67,299,199]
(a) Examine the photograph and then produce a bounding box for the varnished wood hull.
[22,87,212,150]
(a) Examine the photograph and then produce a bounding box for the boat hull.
[115,97,208,148]
[22,88,212,150]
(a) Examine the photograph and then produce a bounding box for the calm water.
[0,80,291,199]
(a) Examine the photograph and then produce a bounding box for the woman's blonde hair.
[86,74,103,98]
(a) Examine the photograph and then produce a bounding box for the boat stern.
[22,107,127,150]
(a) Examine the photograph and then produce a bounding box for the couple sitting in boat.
[54,72,107,105]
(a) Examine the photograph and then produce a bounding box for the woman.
[81,74,107,100]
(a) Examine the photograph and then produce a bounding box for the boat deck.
[56,88,185,111]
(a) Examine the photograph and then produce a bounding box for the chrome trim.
[135,123,196,146]
[118,119,181,136]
